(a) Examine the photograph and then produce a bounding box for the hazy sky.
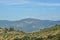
[0,0,60,21]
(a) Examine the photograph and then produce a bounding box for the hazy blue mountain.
[0,18,60,32]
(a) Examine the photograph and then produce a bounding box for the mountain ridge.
[0,18,60,32]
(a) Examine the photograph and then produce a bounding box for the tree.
[9,27,15,31]
[4,28,9,33]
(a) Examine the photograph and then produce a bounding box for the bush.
[47,35,53,39]
[22,36,30,40]
[13,37,22,40]
[35,37,43,40]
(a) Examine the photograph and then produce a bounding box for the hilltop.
[0,18,60,32]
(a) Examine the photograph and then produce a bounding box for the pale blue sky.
[0,0,60,21]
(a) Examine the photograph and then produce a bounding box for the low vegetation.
[0,25,60,40]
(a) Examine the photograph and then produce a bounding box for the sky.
[0,0,60,21]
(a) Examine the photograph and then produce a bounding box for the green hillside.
[28,25,60,40]
[0,25,60,40]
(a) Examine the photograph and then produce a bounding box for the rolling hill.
[0,18,60,32]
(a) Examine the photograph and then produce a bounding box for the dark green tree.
[9,27,15,31]
[4,28,9,33]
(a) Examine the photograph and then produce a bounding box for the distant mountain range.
[0,18,60,32]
